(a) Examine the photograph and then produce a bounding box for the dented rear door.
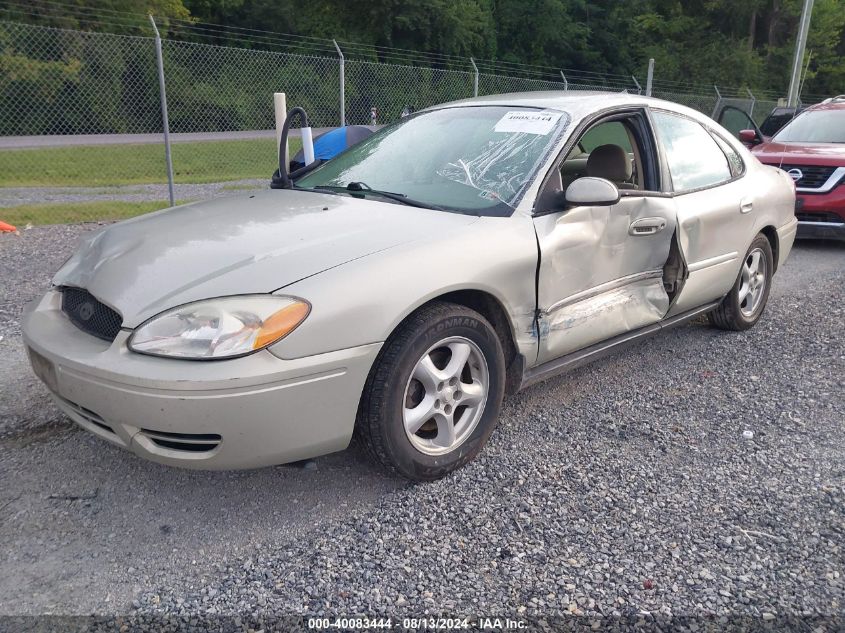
[533,194,677,364]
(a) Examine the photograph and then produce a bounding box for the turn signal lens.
[253,301,310,349]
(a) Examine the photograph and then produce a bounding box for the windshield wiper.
[313,182,445,210]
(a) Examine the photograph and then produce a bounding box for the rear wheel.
[708,234,773,331]
[356,302,505,481]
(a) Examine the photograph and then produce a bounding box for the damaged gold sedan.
[24,93,797,481]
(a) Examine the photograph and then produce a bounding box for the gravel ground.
[0,225,843,630]
[0,180,267,207]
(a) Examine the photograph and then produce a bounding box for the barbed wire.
[0,0,816,100]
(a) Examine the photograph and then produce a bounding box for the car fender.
[267,213,540,362]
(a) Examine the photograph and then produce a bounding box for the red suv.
[717,96,845,241]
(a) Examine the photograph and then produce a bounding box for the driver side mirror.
[739,129,761,146]
[565,177,620,207]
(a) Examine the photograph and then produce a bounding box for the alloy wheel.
[739,247,767,317]
[402,336,489,456]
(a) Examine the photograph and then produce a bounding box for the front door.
[533,111,677,364]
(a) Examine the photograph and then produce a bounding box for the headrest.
[586,144,632,182]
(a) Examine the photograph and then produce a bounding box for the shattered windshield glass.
[296,106,570,215]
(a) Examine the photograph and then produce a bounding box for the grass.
[0,138,303,188]
[1,200,177,226]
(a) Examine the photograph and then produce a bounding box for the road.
[0,128,337,150]
[0,225,842,624]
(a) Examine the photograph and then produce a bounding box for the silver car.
[23,93,798,480]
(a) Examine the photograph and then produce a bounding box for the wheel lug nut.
[437,382,444,391]
[434,399,441,409]
[444,404,452,414]
[449,377,458,386]
[454,391,462,400]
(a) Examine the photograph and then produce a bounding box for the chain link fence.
[0,20,788,226]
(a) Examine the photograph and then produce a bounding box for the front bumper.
[795,186,845,242]
[22,290,381,470]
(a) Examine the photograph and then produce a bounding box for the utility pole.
[787,0,814,107]
[645,58,654,97]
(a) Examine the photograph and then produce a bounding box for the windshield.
[773,109,845,143]
[296,106,570,215]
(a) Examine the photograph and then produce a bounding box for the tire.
[708,234,774,331]
[356,301,506,481]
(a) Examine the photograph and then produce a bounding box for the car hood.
[752,141,845,165]
[54,189,479,327]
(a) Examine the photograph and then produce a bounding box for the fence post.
[632,75,642,95]
[470,58,479,97]
[333,40,345,126]
[148,16,175,207]
[711,84,722,119]
[559,71,568,90]
[645,58,654,96]
[746,88,756,118]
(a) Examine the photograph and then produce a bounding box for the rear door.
[649,108,756,316]
[533,109,677,364]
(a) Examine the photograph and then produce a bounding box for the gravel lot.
[0,225,843,629]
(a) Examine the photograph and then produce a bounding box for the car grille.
[60,287,123,342]
[59,397,115,434]
[797,211,844,224]
[54,396,222,454]
[778,164,837,189]
[140,429,222,453]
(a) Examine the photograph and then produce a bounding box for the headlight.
[128,295,310,359]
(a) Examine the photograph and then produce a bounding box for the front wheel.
[356,302,505,481]
[708,234,774,331]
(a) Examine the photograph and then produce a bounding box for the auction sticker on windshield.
[494,110,562,135]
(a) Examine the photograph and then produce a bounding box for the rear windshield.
[773,109,845,143]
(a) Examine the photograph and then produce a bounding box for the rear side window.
[711,133,744,178]
[652,110,731,192]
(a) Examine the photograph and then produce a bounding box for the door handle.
[740,198,754,214]
[628,217,667,236]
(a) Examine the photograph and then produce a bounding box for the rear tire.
[356,301,505,481]
[708,234,773,331]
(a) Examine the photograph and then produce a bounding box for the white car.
[24,92,798,480]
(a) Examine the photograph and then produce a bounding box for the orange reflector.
[252,301,310,349]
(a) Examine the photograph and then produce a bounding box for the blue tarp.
[291,126,374,168]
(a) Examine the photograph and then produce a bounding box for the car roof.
[426,90,708,122]
[808,95,845,111]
